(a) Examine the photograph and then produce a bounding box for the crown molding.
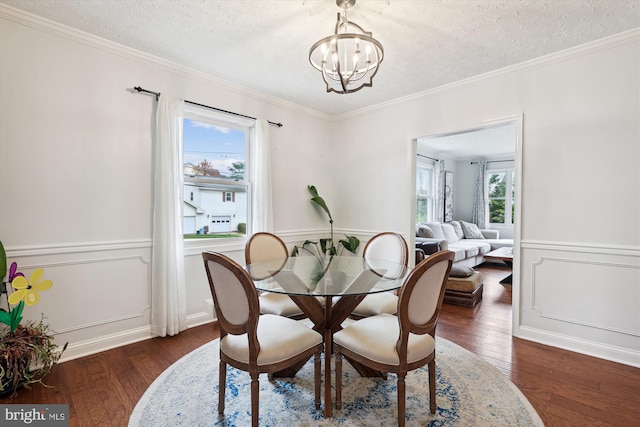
[0,3,332,122]
[334,27,640,121]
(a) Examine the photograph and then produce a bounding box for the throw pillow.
[425,222,445,240]
[449,221,464,240]
[441,223,459,244]
[416,224,434,238]
[449,265,475,278]
[461,221,485,239]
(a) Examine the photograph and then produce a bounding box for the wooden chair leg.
[429,360,437,414]
[397,372,406,427]
[335,351,342,410]
[314,350,321,410]
[218,360,226,414]
[251,372,259,427]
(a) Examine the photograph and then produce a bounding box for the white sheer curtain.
[250,119,273,233]
[433,160,445,223]
[151,94,187,337]
[472,160,488,229]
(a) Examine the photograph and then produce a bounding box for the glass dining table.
[244,255,411,418]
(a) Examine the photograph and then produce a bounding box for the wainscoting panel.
[518,241,640,366]
[5,241,153,360]
[531,256,639,336]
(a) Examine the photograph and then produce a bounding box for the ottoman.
[444,269,483,307]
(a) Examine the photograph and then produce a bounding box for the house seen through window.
[183,107,251,239]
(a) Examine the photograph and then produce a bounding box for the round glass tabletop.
[245,255,410,297]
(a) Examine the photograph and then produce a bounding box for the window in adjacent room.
[487,169,515,225]
[182,106,252,239]
[416,163,433,223]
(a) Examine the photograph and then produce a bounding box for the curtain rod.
[470,159,514,164]
[417,154,439,161]
[133,86,283,128]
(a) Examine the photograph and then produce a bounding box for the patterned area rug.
[129,330,544,427]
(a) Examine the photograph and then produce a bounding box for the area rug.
[129,331,544,427]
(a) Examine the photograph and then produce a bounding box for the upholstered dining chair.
[350,232,409,319]
[333,250,455,427]
[202,251,324,427]
[245,232,306,320]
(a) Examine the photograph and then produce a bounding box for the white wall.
[0,8,335,361]
[332,31,640,366]
[1,6,638,367]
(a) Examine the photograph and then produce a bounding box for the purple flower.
[8,262,24,282]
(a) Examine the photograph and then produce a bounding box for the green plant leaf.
[9,301,24,332]
[339,235,360,254]
[0,240,6,284]
[307,185,333,222]
[0,308,11,327]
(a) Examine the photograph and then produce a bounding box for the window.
[182,107,252,239]
[487,169,515,225]
[416,164,433,223]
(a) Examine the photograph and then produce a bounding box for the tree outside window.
[416,165,433,223]
[487,170,515,225]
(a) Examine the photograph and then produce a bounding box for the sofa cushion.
[425,222,445,240]
[463,240,492,254]
[449,264,474,278]
[447,246,467,262]
[461,221,485,239]
[441,223,459,244]
[449,241,480,258]
[416,224,435,238]
[449,221,465,240]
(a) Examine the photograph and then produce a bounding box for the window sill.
[183,237,247,256]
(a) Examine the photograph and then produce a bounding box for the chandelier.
[309,0,384,94]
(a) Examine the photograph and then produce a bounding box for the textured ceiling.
[2,0,638,115]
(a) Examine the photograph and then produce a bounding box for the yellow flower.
[8,268,53,306]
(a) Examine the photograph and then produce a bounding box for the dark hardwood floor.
[2,264,639,426]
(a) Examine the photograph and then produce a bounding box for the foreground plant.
[0,240,67,397]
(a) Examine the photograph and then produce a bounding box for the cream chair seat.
[334,250,454,426]
[202,251,323,427]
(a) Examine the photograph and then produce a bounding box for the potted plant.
[291,185,360,258]
[0,240,67,398]
[291,186,360,285]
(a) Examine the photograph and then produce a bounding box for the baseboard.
[59,311,215,364]
[59,325,154,363]
[515,325,640,368]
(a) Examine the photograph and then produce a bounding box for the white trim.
[515,326,640,368]
[59,325,153,363]
[58,313,214,364]
[521,240,640,257]
[2,4,637,122]
[408,114,524,336]
[336,28,640,121]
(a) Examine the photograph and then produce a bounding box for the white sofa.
[416,221,513,268]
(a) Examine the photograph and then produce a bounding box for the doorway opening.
[412,115,523,333]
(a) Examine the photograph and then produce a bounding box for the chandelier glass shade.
[309,0,384,94]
